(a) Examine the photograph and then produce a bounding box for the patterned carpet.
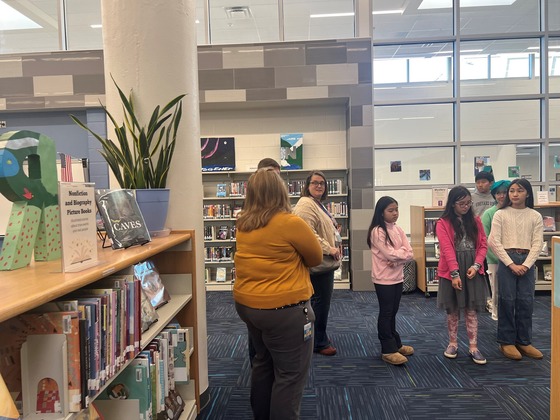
[199,290,551,420]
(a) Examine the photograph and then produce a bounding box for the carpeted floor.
[199,290,551,420]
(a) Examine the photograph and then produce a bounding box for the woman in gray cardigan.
[293,170,342,356]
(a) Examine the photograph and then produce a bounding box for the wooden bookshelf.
[0,230,200,418]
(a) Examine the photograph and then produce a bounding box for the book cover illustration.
[96,358,152,420]
[134,260,171,309]
[0,311,82,412]
[280,133,303,170]
[201,137,235,172]
[95,189,151,249]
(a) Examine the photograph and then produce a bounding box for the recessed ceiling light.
[224,6,252,20]
[0,0,41,31]
[90,24,102,29]
[310,12,355,18]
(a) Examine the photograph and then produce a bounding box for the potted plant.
[71,77,185,233]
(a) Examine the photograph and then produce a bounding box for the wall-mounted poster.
[280,133,303,170]
[390,161,402,172]
[201,137,236,172]
[419,169,431,181]
[508,165,520,178]
[474,156,490,175]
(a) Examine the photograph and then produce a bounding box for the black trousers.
[374,282,404,354]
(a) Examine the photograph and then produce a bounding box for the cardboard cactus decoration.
[0,130,61,270]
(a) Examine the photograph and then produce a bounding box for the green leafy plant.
[71,77,185,189]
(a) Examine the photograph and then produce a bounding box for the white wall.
[200,102,348,171]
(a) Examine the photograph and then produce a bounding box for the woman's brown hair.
[236,168,292,232]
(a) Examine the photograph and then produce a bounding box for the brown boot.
[500,344,522,360]
[398,345,414,356]
[516,344,543,359]
[382,352,408,365]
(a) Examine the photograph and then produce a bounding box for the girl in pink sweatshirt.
[367,196,414,365]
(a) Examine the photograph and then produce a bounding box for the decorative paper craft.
[201,137,235,172]
[280,133,303,170]
[508,166,520,178]
[0,130,61,270]
[474,156,490,175]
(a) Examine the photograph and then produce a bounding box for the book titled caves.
[96,189,151,249]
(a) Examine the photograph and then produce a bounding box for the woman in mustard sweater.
[234,168,322,420]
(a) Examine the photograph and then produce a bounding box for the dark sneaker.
[469,349,487,365]
[444,344,458,359]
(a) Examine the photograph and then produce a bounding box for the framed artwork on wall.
[201,137,236,172]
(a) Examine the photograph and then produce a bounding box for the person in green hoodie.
[481,180,511,321]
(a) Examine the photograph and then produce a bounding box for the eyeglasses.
[455,200,472,207]
[310,181,325,187]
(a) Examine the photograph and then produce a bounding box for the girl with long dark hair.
[367,196,414,365]
[436,186,489,365]
[488,178,544,361]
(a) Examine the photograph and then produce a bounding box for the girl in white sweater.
[488,178,544,361]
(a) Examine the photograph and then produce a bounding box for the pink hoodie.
[370,223,413,285]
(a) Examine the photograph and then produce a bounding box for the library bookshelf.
[0,230,200,420]
[202,169,351,291]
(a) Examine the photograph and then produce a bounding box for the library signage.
[59,182,98,272]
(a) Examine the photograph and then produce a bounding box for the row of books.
[0,275,144,414]
[324,201,348,217]
[426,267,440,285]
[204,246,234,262]
[203,225,236,241]
[425,218,438,238]
[214,179,344,198]
[94,324,192,420]
[203,204,234,219]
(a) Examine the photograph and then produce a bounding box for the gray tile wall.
[0,39,375,291]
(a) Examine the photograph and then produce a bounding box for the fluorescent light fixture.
[527,46,560,50]
[402,116,435,120]
[90,24,102,29]
[195,19,200,24]
[372,9,404,15]
[433,49,484,54]
[419,0,515,9]
[310,12,354,18]
[0,0,41,31]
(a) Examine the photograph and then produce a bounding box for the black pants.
[310,270,335,351]
[236,301,315,420]
[374,282,404,354]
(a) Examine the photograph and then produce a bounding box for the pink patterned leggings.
[447,309,478,347]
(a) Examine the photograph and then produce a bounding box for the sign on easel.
[59,182,98,272]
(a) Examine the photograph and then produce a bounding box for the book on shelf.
[230,181,247,197]
[216,183,227,197]
[95,358,152,420]
[95,189,151,249]
[425,218,438,238]
[543,216,556,232]
[134,260,171,309]
[434,243,440,260]
[426,267,439,285]
[544,264,552,281]
[215,267,227,282]
[216,225,230,240]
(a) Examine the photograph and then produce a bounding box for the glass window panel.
[551,99,560,139]
[209,0,279,44]
[66,0,102,50]
[372,0,452,40]
[461,100,540,142]
[373,43,453,101]
[459,0,539,35]
[374,104,453,145]
[196,0,207,44]
[548,143,560,182]
[460,144,540,184]
[283,0,354,41]
[550,0,560,31]
[375,147,455,187]
[550,38,560,93]
[0,0,60,53]
[460,39,540,96]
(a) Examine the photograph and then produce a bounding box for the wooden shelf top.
[0,231,192,323]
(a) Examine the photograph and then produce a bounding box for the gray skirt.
[437,248,489,314]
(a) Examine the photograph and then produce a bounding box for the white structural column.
[100,0,208,397]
